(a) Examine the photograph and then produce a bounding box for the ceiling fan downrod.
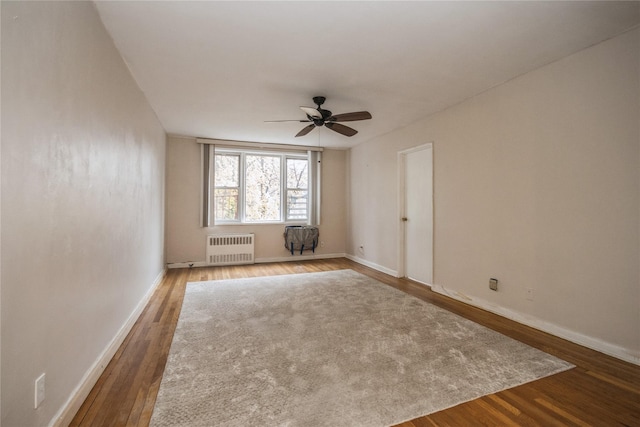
[312,96,326,107]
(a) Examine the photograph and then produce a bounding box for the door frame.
[397,143,433,284]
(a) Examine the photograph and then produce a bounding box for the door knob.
[401,217,408,222]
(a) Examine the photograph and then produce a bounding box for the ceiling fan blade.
[295,124,316,137]
[325,122,358,137]
[327,111,372,122]
[265,119,310,123]
[300,106,322,119]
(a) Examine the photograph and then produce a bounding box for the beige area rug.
[150,269,573,426]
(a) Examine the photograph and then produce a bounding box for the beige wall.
[1,2,166,426]
[166,136,347,264]
[1,8,635,427]
[348,28,640,362]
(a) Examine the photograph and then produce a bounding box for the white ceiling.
[94,1,640,149]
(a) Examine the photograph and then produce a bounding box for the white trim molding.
[167,253,345,269]
[256,253,345,264]
[167,261,209,269]
[431,283,640,366]
[50,268,168,427]
[396,142,433,283]
[196,137,323,152]
[345,254,398,278]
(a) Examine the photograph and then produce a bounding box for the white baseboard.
[256,252,345,264]
[167,260,208,269]
[167,253,346,269]
[345,254,398,278]
[50,268,167,427]
[431,284,640,366]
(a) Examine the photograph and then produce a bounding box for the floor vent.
[206,234,255,266]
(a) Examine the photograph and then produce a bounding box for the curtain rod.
[196,138,324,152]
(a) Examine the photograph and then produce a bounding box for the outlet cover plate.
[526,288,535,301]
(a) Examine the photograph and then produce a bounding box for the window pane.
[215,154,239,187]
[245,155,281,221]
[287,190,308,220]
[287,158,308,189]
[214,188,239,220]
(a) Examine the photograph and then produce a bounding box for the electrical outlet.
[526,288,534,301]
[489,278,498,291]
[35,373,45,409]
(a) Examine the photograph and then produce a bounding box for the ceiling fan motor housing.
[311,96,332,123]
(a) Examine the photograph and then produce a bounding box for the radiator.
[206,234,255,266]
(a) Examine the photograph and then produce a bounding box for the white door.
[401,145,433,284]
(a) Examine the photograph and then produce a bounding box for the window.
[286,158,308,221]
[214,154,240,220]
[211,148,315,224]
[245,154,281,222]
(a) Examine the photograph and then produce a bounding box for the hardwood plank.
[585,369,640,394]
[469,399,522,427]
[534,398,591,427]
[486,394,521,417]
[70,259,640,427]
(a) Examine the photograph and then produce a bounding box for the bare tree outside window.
[214,154,239,220]
[286,158,308,220]
[245,154,281,221]
[213,150,310,223]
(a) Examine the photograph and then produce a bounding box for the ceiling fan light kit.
[268,96,372,138]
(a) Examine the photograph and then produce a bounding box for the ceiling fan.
[267,96,372,137]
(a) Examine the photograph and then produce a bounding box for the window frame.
[212,148,310,225]
[285,157,310,223]
[213,153,241,222]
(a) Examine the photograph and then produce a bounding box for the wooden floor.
[71,258,639,426]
